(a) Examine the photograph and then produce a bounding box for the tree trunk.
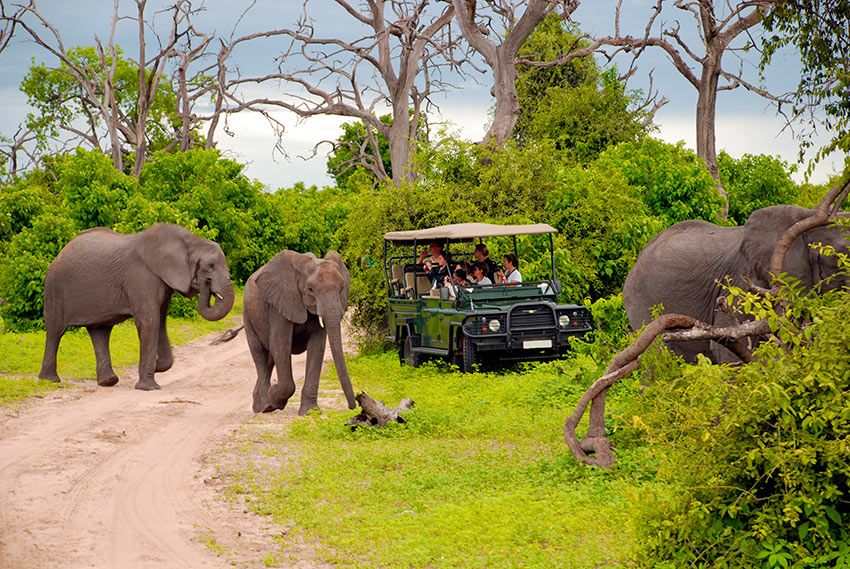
[484,50,520,146]
[696,55,729,218]
[388,109,413,185]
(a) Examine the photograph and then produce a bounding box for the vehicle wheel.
[460,334,478,373]
[401,335,421,368]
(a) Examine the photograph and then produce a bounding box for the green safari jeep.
[383,222,593,372]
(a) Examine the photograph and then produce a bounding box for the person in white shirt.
[471,262,492,285]
[496,253,522,285]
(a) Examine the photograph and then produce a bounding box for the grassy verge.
[226,352,660,568]
[0,288,244,404]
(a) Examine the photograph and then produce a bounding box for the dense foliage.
[619,260,850,567]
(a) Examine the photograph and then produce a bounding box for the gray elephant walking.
[241,250,357,414]
[39,223,235,389]
[623,205,848,363]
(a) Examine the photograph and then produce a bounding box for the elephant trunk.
[198,277,235,321]
[326,319,357,410]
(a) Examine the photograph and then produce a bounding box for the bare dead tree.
[565,178,850,469]
[216,0,462,185]
[7,0,234,176]
[0,1,20,55]
[450,0,580,146]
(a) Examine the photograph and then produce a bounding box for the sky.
[0,0,846,190]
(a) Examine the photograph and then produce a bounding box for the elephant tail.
[211,325,244,345]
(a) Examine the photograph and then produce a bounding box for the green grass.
[226,352,661,568]
[0,288,244,404]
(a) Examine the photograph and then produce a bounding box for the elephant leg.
[87,326,119,386]
[39,320,67,382]
[245,321,275,413]
[134,315,161,390]
[298,326,327,416]
[266,318,296,412]
[156,303,173,373]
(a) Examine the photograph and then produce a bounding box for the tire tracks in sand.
[0,331,335,569]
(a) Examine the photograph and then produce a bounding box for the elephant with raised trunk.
[242,249,357,415]
[39,223,235,389]
[623,205,849,363]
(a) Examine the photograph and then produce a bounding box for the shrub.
[0,211,77,330]
[719,151,800,224]
[627,268,850,566]
[596,138,724,224]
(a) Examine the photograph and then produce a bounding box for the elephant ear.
[739,205,814,285]
[138,224,193,294]
[256,250,312,324]
[325,250,350,306]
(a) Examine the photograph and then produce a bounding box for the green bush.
[719,151,800,224]
[625,268,850,566]
[596,138,724,224]
[0,211,77,330]
[54,149,139,228]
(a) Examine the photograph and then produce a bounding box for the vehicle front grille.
[510,305,556,330]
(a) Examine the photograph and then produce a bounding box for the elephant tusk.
[319,316,324,328]
[213,292,223,300]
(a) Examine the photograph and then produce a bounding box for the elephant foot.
[134,379,161,391]
[39,373,61,383]
[155,358,173,373]
[97,375,119,387]
[298,401,320,416]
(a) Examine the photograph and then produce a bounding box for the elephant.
[39,223,235,389]
[623,205,849,363]
[241,249,357,415]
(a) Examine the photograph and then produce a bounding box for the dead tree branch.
[346,392,415,428]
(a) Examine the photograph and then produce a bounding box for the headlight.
[488,319,501,332]
[558,314,570,327]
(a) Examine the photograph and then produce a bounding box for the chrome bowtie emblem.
[527,309,537,314]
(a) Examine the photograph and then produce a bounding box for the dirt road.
[0,331,337,569]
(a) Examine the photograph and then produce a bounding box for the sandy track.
[0,331,334,569]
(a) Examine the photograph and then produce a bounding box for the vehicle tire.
[460,334,478,373]
[401,335,421,368]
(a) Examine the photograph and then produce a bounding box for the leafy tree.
[595,138,724,224]
[718,151,799,224]
[761,1,850,165]
[514,15,599,144]
[327,117,393,190]
[139,148,262,281]
[514,16,649,164]
[0,210,77,330]
[21,46,179,169]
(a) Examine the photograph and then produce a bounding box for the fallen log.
[346,392,414,429]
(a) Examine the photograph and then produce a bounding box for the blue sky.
[1,0,845,190]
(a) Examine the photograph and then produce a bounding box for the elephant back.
[623,220,743,330]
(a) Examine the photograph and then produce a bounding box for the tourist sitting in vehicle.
[444,268,470,298]
[471,262,492,285]
[495,253,522,285]
[427,253,451,288]
[473,243,499,280]
[418,241,446,269]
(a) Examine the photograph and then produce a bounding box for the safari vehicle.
[383,222,593,372]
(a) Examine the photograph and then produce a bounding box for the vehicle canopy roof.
[383,222,557,246]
